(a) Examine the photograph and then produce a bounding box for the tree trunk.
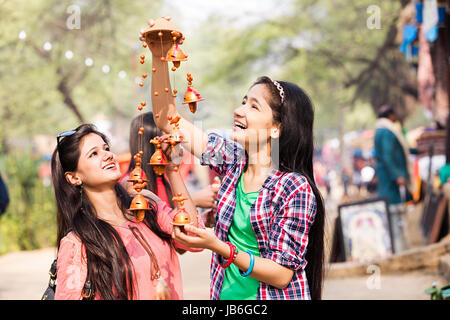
[55,66,85,123]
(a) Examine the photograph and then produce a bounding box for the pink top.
[55,201,204,300]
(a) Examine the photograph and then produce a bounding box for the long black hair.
[51,124,172,299]
[128,112,174,207]
[252,76,325,300]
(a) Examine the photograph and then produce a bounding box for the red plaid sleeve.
[200,132,245,176]
[266,176,317,271]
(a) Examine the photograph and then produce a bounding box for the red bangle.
[220,242,238,269]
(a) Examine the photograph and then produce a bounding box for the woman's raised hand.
[158,133,184,172]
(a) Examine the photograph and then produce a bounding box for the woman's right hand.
[191,183,220,209]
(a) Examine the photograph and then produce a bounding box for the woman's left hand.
[158,134,184,172]
[172,224,219,250]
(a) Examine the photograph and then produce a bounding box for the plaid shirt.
[201,132,317,300]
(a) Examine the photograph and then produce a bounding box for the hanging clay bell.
[165,43,187,68]
[182,74,203,114]
[183,86,203,113]
[128,165,148,184]
[129,193,151,222]
[171,193,191,226]
[149,138,168,175]
[172,208,191,226]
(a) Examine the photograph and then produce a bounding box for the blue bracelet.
[240,250,255,277]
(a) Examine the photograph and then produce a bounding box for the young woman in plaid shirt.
[149,42,325,300]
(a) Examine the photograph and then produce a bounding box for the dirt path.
[0,247,445,300]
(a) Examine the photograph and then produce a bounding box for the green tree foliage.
[0,0,162,148]
[0,0,163,254]
[184,0,417,141]
[0,152,56,254]
[0,0,422,254]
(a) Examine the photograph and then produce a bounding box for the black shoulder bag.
[41,259,94,300]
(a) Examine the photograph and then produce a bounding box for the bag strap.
[49,258,94,300]
[47,259,57,289]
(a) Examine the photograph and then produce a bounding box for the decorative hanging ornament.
[128,165,148,184]
[165,43,187,68]
[182,73,204,114]
[128,155,148,182]
[171,193,191,226]
[129,193,151,222]
[149,137,168,175]
[128,155,148,193]
[141,17,183,44]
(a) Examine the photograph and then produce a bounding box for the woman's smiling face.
[231,83,280,148]
[65,133,121,188]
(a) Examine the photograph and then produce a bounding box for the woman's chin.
[103,169,122,184]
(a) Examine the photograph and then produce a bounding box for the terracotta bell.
[149,137,168,175]
[182,74,203,114]
[129,193,151,222]
[165,44,187,68]
[128,165,148,184]
[171,193,191,226]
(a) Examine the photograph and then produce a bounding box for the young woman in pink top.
[50,123,204,300]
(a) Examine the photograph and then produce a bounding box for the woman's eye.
[251,105,258,109]
[89,151,97,158]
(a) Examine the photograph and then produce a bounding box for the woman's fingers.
[172,226,203,247]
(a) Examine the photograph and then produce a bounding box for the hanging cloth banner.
[423,0,438,42]
[400,24,419,61]
[433,30,449,127]
[415,1,424,23]
[437,5,446,25]
[417,25,435,112]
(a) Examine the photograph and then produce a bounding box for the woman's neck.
[85,187,128,225]
[244,141,274,192]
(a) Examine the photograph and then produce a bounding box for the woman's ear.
[270,124,281,139]
[64,171,82,187]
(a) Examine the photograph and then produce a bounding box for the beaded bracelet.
[240,250,255,277]
[219,242,238,269]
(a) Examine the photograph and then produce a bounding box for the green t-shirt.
[219,174,260,300]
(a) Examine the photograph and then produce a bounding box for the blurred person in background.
[374,105,413,252]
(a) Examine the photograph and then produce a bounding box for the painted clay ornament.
[182,73,204,114]
[149,137,168,175]
[171,193,191,226]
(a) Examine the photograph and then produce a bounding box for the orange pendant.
[149,138,168,175]
[129,193,151,222]
[171,193,191,226]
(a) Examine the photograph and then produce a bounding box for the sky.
[162,0,289,32]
